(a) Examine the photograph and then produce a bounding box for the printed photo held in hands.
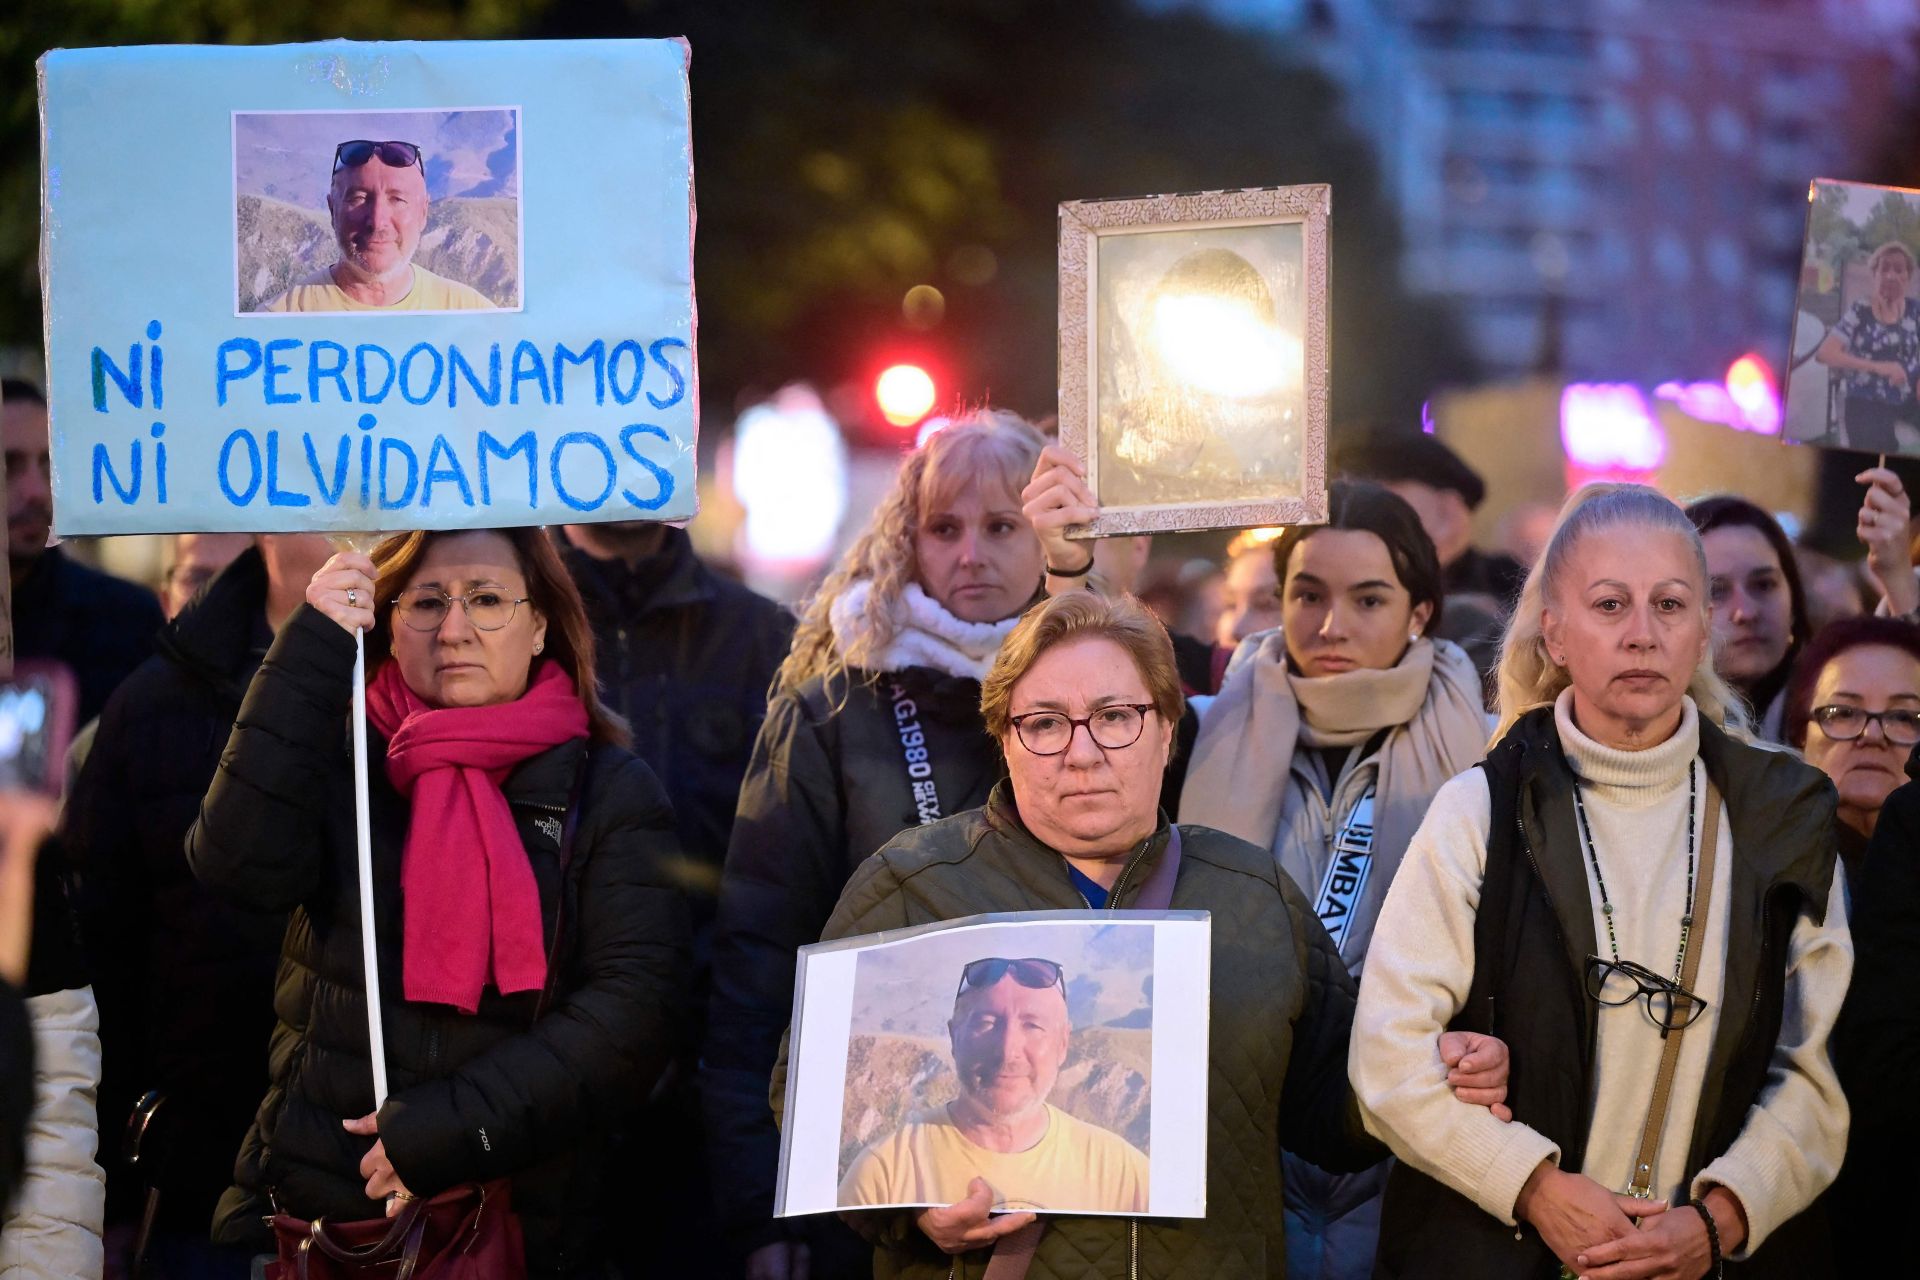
[779,912,1212,1219]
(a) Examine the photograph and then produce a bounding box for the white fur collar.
[828,580,1018,681]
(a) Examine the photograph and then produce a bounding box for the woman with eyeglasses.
[1351,484,1852,1280]
[1180,481,1489,1280]
[1781,616,1920,891]
[187,528,691,1277]
[783,592,1512,1279]
[710,412,1117,1280]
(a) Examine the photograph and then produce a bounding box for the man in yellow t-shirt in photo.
[266,139,494,313]
[838,956,1150,1213]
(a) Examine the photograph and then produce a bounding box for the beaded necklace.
[1570,758,1699,982]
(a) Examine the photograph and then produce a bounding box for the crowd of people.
[1,373,1916,1280]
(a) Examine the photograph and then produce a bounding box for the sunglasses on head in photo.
[955,957,1066,999]
[333,140,424,173]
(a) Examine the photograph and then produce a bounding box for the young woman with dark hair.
[1180,481,1490,1280]
[1684,495,1812,743]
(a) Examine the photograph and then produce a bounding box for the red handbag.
[266,1180,526,1280]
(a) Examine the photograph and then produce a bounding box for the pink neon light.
[1650,355,1782,436]
[1561,383,1668,473]
[1724,354,1782,435]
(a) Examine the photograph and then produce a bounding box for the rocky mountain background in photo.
[234,194,519,311]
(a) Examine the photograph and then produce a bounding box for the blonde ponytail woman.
[1351,483,1851,1280]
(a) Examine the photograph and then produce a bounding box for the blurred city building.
[1164,0,1920,384]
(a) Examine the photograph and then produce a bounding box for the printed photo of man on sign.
[236,110,520,315]
[837,953,1151,1212]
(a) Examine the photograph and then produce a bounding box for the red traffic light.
[875,364,937,427]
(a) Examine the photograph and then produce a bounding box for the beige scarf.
[1182,636,1489,956]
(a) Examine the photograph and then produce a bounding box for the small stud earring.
[1409,630,1421,643]
[533,642,543,654]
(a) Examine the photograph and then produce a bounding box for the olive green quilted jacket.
[776,783,1382,1279]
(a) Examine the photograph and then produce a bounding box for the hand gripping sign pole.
[332,532,390,1108]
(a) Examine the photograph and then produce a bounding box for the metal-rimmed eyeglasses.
[1007,704,1155,756]
[1585,955,1710,1035]
[1808,704,1920,746]
[333,140,423,173]
[955,957,1065,1000]
[392,586,530,633]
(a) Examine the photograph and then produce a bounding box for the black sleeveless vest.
[1371,708,1838,1279]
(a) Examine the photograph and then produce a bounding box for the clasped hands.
[1516,1160,1748,1280]
[911,1030,1515,1254]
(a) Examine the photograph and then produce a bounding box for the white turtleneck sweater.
[1350,691,1852,1255]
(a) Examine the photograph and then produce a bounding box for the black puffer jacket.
[187,606,691,1275]
[705,664,1003,1267]
[560,530,793,909]
[558,529,792,1277]
[12,545,164,725]
[61,548,285,1232]
[1830,752,1920,1274]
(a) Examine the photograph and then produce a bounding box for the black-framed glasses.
[333,140,423,172]
[1585,956,1710,1035]
[1008,704,1155,756]
[1808,704,1920,746]
[393,586,530,633]
[955,957,1065,1000]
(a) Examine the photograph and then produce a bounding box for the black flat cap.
[1331,428,1487,511]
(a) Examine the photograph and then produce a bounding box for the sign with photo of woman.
[1786,178,1920,456]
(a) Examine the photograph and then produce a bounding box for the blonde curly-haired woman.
[1351,483,1851,1280]
[704,411,1099,1280]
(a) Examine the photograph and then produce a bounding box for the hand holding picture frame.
[1057,185,1331,537]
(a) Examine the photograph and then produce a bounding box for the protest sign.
[40,38,697,535]
[1785,177,1920,457]
[777,910,1210,1219]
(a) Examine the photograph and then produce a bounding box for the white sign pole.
[334,533,390,1109]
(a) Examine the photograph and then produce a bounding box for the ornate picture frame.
[1058,184,1330,536]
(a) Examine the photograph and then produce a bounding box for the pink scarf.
[367,659,589,1013]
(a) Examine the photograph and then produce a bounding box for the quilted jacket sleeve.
[703,689,852,1246]
[377,752,692,1194]
[0,986,105,1279]
[1839,785,1920,1136]
[1276,873,1387,1175]
[772,850,927,1256]
[186,606,353,912]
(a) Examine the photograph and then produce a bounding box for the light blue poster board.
[39,39,697,534]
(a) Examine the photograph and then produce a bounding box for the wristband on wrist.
[1687,1198,1723,1277]
[1046,555,1095,578]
